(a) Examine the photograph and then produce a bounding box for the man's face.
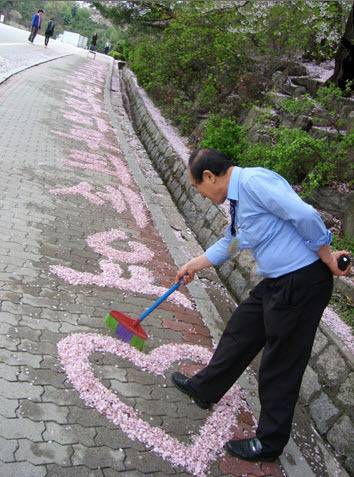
[189,169,227,205]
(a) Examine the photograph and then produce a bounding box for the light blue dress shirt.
[205,167,332,278]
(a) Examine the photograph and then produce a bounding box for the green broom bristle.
[105,312,146,351]
[130,334,145,351]
[105,314,117,332]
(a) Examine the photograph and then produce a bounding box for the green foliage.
[331,234,354,256]
[316,83,343,110]
[109,50,125,61]
[279,95,315,115]
[200,116,248,161]
[330,291,354,333]
[200,116,353,191]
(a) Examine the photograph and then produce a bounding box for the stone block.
[337,372,354,415]
[311,329,328,357]
[327,415,354,456]
[300,365,321,405]
[316,345,348,387]
[309,393,340,434]
[228,269,247,301]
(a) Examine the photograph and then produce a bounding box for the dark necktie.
[229,199,236,236]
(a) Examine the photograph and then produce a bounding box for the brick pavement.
[0,54,285,476]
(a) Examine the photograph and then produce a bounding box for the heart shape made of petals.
[58,333,250,476]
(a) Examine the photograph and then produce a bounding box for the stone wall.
[120,65,354,475]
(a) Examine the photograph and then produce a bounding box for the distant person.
[0,13,5,23]
[28,9,44,43]
[90,33,98,51]
[44,18,55,47]
[104,41,111,55]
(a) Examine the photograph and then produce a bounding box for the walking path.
[0,50,345,476]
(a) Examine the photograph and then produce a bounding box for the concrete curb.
[0,53,73,85]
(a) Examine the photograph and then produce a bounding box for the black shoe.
[171,372,212,410]
[225,437,279,462]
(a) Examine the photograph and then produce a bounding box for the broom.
[105,279,183,350]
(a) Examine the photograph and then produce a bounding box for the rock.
[277,61,307,76]
[343,191,354,237]
[228,269,247,301]
[327,415,354,456]
[293,86,307,97]
[291,76,322,95]
[309,188,349,217]
[300,365,321,404]
[316,345,348,387]
[333,276,354,306]
[294,114,312,131]
[337,373,354,415]
[311,329,328,356]
[309,393,340,434]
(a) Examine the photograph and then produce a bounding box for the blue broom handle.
[139,279,183,322]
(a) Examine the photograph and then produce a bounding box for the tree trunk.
[328,1,354,89]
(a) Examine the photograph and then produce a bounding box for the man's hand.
[319,245,351,276]
[176,255,212,285]
[327,250,351,276]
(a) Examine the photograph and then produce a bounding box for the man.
[28,9,44,43]
[44,17,55,47]
[172,148,350,462]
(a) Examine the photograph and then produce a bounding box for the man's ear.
[202,170,216,183]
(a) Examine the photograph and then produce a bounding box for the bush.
[200,116,248,161]
[109,50,126,60]
[199,115,353,191]
[279,95,315,115]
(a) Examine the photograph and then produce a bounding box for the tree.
[329,1,354,89]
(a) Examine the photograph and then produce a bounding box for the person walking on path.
[172,148,351,463]
[28,9,44,43]
[44,17,55,47]
[104,41,111,55]
[90,32,98,51]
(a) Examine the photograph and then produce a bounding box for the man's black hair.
[189,148,233,183]
[38,9,44,13]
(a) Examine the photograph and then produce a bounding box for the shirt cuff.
[305,229,332,252]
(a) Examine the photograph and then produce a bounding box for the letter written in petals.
[50,261,192,309]
[49,182,149,228]
[86,229,154,264]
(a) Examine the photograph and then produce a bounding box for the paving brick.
[0,395,20,418]
[18,366,67,388]
[15,439,72,466]
[0,415,45,440]
[46,465,103,476]
[0,436,18,462]
[0,363,20,381]
[0,349,42,367]
[0,377,43,400]
[17,400,69,424]
[44,422,97,447]
[71,444,125,470]
[42,385,86,407]
[124,448,176,474]
[0,461,46,477]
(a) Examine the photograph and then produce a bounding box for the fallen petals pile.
[58,333,250,476]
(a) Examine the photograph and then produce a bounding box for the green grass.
[330,291,354,333]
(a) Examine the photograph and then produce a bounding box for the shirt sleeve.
[246,172,332,252]
[204,226,233,266]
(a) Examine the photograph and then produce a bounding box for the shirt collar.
[227,166,241,202]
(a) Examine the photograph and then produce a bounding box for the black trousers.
[28,27,38,42]
[189,260,333,454]
[45,34,51,46]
